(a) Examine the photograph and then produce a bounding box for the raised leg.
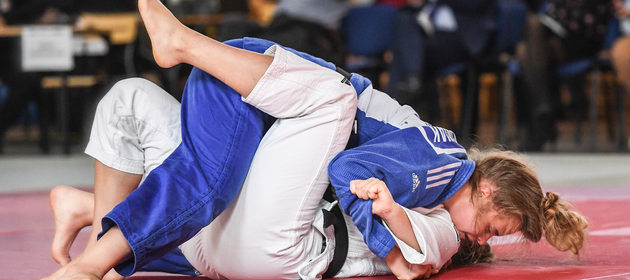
[138,0,272,98]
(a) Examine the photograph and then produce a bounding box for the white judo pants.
[86,45,357,279]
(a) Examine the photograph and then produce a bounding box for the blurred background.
[0,0,629,176]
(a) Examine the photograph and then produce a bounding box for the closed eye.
[487,226,500,236]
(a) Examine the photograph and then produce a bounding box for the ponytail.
[541,192,588,255]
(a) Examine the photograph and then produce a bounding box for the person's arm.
[352,178,459,279]
[385,246,437,280]
[350,178,420,251]
[392,206,459,269]
[351,178,438,280]
[328,149,399,259]
[351,178,459,268]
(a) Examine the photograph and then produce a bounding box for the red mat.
[2,187,630,280]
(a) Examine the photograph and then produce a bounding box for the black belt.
[321,185,349,279]
[335,66,352,86]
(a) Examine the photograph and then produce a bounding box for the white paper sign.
[21,25,74,72]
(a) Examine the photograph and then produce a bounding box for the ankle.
[168,26,198,64]
[62,262,104,279]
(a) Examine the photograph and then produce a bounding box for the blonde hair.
[467,148,588,255]
[451,238,494,266]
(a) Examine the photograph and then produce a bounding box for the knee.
[99,78,145,102]
[96,78,160,113]
[113,77,149,88]
[108,78,152,99]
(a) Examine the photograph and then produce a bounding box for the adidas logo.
[412,173,420,192]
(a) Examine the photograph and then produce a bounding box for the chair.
[37,13,138,154]
[341,5,398,90]
[491,0,528,145]
[77,13,140,77]
[440,0,527,147]
[553,18,623,152]
[607,18,628,151]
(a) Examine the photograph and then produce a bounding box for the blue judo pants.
[101,64,272,276]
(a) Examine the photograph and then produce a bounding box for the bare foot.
[50,186,94,265]
[41,263,122,280]
[42,262,100,280]
[138,0,189,68]
[40,261,70,280]
[102,269,125,280]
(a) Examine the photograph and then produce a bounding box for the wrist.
[384,245,402,262]
[378,203,404,223]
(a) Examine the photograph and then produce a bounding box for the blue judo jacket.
[241,37,476,259]
[328,122,474,258]
[327,61,476,258]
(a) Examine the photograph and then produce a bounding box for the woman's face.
[446,180,520,245]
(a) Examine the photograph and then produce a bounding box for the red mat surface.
[2,187,630,280]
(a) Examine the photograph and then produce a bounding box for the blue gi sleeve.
[328,153,397,259]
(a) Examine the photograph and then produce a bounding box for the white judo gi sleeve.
[331,205,459,278]
[383,205,460,270]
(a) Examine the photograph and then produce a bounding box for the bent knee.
[96,78,176,115]
[97,78,149,111]
[102,78,159,102]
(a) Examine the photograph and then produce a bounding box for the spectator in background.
[387,0,498,125]
[217,0,278,41]
[0,0,48,25]
[377,0,408,9]
[512,0,556,152]
[610,0,630,147]
[274,0,350,31]
[0,0,59,154]
[514,0,614,151]
[72,0,137,13]
[218,0,349,66]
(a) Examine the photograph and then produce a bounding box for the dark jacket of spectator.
[1,0,47,25]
